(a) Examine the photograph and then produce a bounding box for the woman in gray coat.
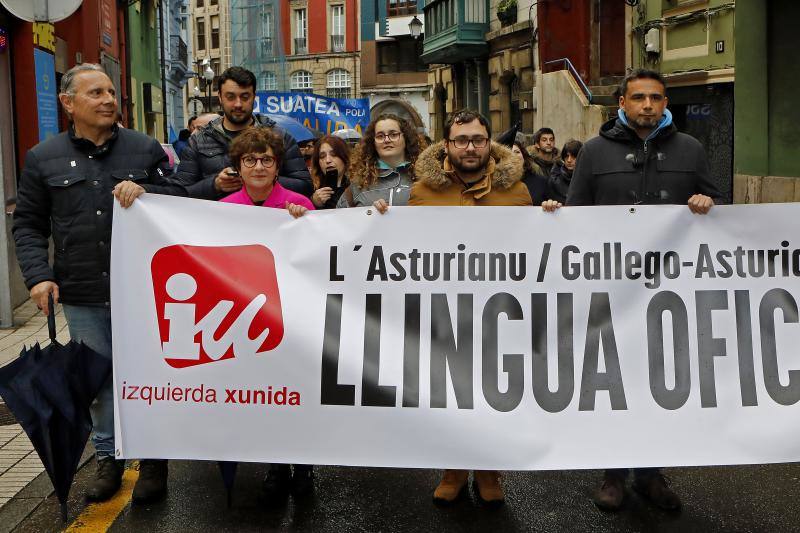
[337,113,425,208]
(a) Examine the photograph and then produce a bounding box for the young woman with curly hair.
[336,113,425,208]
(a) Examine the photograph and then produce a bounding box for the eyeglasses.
[241,155,276,168]
[448,136,489,149]
[375,131,402,143]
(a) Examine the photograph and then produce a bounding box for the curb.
[0,446,94,533]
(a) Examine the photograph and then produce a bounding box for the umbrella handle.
[47,293,57,342]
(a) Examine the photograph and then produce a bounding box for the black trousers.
[605,467,660,479]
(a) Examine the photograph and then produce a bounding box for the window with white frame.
[262,11,273,55]
[263,11,273,38]
[326,69,351,99]
[261,71,277,91]
[210,15,220,49]
[331,5,345,52]
[196,19,206,51]
[294,9,307,54]
[291,70,313,93]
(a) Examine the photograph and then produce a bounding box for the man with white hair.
[13,63,183,504]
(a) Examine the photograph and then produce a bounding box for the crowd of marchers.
[10,62,720,514]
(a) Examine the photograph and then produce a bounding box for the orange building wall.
[12,3,127,166]
[308,0,326,53]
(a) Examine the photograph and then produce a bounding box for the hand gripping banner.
[112,196,800,469]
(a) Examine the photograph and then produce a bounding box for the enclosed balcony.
[169,35,189,75]
[421,0,488,64]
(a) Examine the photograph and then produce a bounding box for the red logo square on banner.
[150,244,284,368]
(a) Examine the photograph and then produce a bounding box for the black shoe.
[290,465,315,497]
[262,464,291,504]
[633,472,681,511]
[86,457,124,502]
[132,459,169,504]
[593,472,626,512]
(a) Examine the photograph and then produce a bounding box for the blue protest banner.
[254,92,370,135]
[34,48,59,141]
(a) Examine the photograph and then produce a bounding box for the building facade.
[632,0,735,202]
[283,0,360,101]
[190,0,231,113]
[422,0,631,142]
[485,0,536,137]
[361,0,429,134]
[0,0,129,322]
[163,0,191,136]
[733,0,800,203]
[230,0,360,124]
[128,0,166,141]
[422,0,489,140]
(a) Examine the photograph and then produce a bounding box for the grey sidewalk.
[0,300,70,509]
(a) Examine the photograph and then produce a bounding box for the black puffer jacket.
[173,114,312,199]
[13,126,184,307]
[522,170,548,205]
[567,117,721,206]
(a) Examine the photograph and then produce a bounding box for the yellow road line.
[64,462,139,533]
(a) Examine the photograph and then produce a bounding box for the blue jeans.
[62,304,114,460]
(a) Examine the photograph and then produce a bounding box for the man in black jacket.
[13,64,184,505]
[549,69,720,512]
[173,67,312,199]
[565,71,719,211]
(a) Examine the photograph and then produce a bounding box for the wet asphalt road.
[14,459,800,532]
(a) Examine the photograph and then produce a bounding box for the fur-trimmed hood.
[414,141,523,191]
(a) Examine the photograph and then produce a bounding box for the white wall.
[369,91,431,135]
[534,70,608,144]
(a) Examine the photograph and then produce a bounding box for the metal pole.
[0,25,15,327]
[123,6,134,128]
[159,0,168,141]
[32,0,49,22]
[0,107,11,327]
[0,138,12,328]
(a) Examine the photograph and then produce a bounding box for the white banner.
[112,195,800,470]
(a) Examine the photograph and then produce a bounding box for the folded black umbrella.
[217,461,238,507]
[495,122,521,147]
[0,295,111,522]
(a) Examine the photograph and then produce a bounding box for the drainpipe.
[529,1,539,128]
[123,5,134,129]
[159,0,168,141]
[476,59,487,116]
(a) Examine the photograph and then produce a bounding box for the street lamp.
[408,15,423,39]
[202,59,214,111]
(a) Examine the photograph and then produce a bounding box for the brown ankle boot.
[473,470,504,506]
[433,469,468,504]
[633,471,681,511]
[594,471,626,511]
